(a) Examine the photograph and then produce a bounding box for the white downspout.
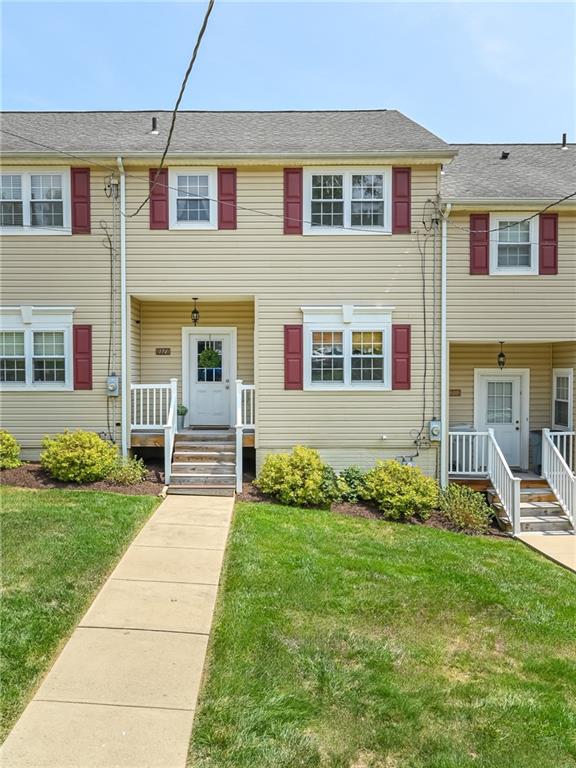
[440,202,452,488]
[117,157,128,457]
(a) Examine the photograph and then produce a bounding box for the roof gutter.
[440,202,452,489]
[117,156,128,457]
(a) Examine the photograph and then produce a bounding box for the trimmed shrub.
[255,445,340,508]
[41,431,118,483]
[337,466,366,503]
[439,484,492,533]
[0,430,22,470]
[361,460,438,521]
[108,456,148,486]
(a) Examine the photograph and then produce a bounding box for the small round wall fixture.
[191,298,200,326]
[497,341,506,370]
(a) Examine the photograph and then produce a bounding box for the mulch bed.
[238,478,504,536]
[0,462,165,496]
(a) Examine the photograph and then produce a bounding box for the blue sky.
[2,1,574,142]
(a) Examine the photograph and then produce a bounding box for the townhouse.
[1,110,574,531]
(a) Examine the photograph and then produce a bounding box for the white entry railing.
[542,429,575,527]
[550,431,575,472]
[235,380,256,493]
[130,379,177,485]
[487,428,521,535]
[449,431,489,475]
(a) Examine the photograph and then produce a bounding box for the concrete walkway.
[518,532,576,573]
[0,495,234,768]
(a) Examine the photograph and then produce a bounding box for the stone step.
[171,461,235,474]
[169,472,236,486]
[168,484,235,497]
[520,515,572,533]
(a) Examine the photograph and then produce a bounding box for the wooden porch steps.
[487,480,573,534]
[167,429,236,497]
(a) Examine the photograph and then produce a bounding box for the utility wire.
[128,0,216,219]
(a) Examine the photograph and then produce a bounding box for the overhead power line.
[128,0,216,218]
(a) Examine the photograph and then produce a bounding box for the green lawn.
[189,502,576,768]
[0,486,158,739]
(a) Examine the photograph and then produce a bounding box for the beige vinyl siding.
[0,164,120,456]
[124,163,441,472]
[552,341,576,429]
[449,343,553,429]
[130,297,141,383]
[138,301,254,403]
[446,211,576,341]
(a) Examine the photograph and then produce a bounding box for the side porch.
[128,296,256,494]
[447,341,575,536]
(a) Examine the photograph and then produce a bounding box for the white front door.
[188,333,231,426]
[478,375,522,466]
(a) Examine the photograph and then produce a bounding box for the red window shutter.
[469,213,490,274]
[392,324,411,390]
[73,325,92,390]
[71,168,91,234]
[218,168,237,229]
[284,168,303,234]
[149,168,169,229]
[284,325,303,390]
[392,167,411,234]
[539,213,558,275]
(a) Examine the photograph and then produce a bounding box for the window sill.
[488,268,539,276]
[303,227,391,237]
[304,384,392,392]
[0,384,73,392]
[0,227,72,237]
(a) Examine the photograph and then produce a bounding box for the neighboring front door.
[188,333,231,426]
[477,375,522,467]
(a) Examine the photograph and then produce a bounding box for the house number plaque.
[155,348,171,356]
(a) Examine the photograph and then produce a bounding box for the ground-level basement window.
[0,308,73,390]
[552,368,573,430]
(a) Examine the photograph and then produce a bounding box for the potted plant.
[176,404,188,431]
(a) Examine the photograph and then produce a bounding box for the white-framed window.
[0,307,74,390]
[302,305,393,390]
[489,214,538,275]
[303,169,391,235]
[0,169,71,235]
[168,168,217,229]
[552,368,573,430]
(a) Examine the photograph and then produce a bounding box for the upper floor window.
[490,214,538,275]
[168,169,217,229]
[0,170,70,235]
[0,307,73,390]
[303,169,391,235]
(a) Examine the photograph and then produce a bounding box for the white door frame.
[182,326,237,427]
[474,367,530,469]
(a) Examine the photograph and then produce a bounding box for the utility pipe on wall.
[440,203,452,487]
[117,157,128,456]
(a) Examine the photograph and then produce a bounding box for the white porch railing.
[235,380,256,493]
[487,428,521,535]
[449,431,489,475]
[130,379,177,485]
[550,431,575,472]
[542,429,575,527]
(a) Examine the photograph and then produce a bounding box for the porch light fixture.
[497,341,506,370]
[191,298,200,326]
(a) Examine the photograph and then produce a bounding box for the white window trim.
[168,168,217,230]
[0,306,74,391]
[0,168,71,236]
[302,305,393,390]
[303,168,392,236]
[489,213,539,276]
[552,367,573,430]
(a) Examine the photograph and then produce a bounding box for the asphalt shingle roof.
[443,143,576,201]
[0,110,451,156]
